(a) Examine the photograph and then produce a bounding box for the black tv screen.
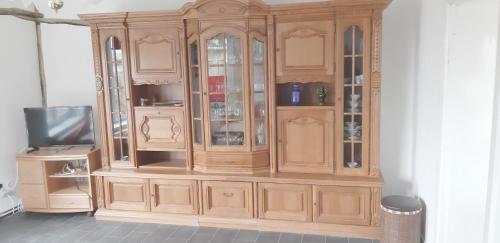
[24,106,95,148]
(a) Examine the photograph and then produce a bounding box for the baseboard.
[95,209,381,240]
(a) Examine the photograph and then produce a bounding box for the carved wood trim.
[370,187,381,226]
[139,115,183,143]
[96,176,105,208]
[140,117,151,142]
[90,25,110,168]
[281,26,328,71]
[200,22,248,35]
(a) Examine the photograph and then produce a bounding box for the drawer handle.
[223,192,234,197]
[223,161,235,165]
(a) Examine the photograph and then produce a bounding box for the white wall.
[0,11,42,212]
[436,1,500,242]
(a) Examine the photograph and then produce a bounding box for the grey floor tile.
[256,231,280,243]
[120,231,151,243]
[210,228,238,243]
[349,239,372,243]
[109,222,141,238]
[232,241,255,243]
[302,234,325,243]
[143,227,177,243]
[134,223,160,233]
[165,238,189,243]
[326,236,348,243]
[195,226,218,235]
[234,230,259,241]
[97,237,124,243]
[79,225,118,242]
[373,240,380,243]
[170,225,198,239]
[33,233,63,243]
[278,233,301,243]
[55,229,90,243]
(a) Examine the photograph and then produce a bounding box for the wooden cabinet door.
[276,20,334,83]
[258,183,312,222]
[104,177,150,211]
[277,109,334,173]
[20,184,47,209]
[150,179,198,214]
[129,25,183,85]
[202,181,253,218]
[313,186,370,225]
[135,107,185,151]
[18,160,45,184]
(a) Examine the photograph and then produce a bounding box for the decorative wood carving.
[96,176,105,208]
[135,34,177,73]
[140,115,182,143]
[372,10,382,73]
[370,187,381,226]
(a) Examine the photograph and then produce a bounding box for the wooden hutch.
[80,0,389,239]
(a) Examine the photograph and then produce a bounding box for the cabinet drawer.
[258,183,312,221]
[150,179,198,214]
[313,186,370,225]
[20,184,47,209]
[49,195,90,209]
[202,181,253,219]
[18,160,45,184]
[104,177,150,211]
[135,107,185,151]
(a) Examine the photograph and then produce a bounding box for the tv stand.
[16,147,101,213]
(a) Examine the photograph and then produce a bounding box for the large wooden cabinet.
[80,0,389,240]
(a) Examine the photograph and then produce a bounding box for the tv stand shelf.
[17,147,101,213]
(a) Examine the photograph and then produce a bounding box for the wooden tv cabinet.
[16,146,101,213]
[80,0,390,240]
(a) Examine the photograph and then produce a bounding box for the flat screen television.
[24,106,95,148]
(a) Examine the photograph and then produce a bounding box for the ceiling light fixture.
[48,0,64,13]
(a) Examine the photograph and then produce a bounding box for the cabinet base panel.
[94,209,381,240]
[24,208,95,213]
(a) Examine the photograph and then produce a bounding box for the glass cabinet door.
[105,36,130,162]
[341,23,369,174]
[206,33,246,147]
[189,39,204,148]
[251,37,267,148]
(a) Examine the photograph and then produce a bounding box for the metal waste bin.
[381,195,422,243]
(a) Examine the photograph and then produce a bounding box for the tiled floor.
[0,212,380,243]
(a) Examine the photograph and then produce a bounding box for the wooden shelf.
[277,106,335,110]
[49,173,89,178]
[50,184,89,196]
[139,160,186,170]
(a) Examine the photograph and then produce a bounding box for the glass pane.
[354,56,363,85]
[344,26,353,55]
[193,94,201,118]
[191,67,200,92]
[252,39,266,146]
[227,65,243,92]
[207,33,245,146]
[255,120,265,146]
[254,92,265,119]
[194,120,202,144]
[106,36,129,161]
[191,41,199,65]
[344,57,353,85]
[355,26,364,55]
[343,25,364,169]
[227,94,243,120]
